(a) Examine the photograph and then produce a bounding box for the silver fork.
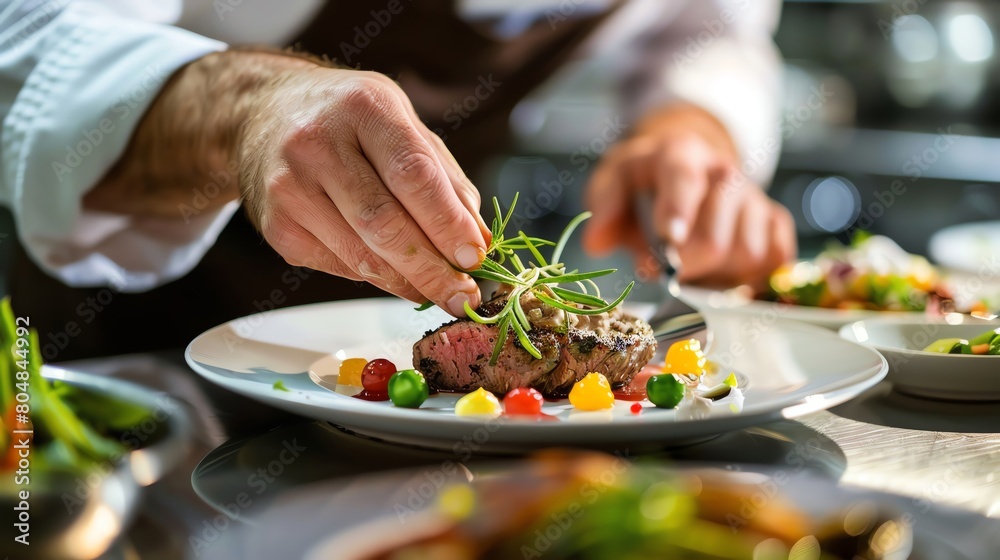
[647,245,705,341]
[634,197,705,341]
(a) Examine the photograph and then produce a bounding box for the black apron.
[11,1,619,360]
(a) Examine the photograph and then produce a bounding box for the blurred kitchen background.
[2,0,998,300]
[476,0,1000,300]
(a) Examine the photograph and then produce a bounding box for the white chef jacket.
[0,0,781,291]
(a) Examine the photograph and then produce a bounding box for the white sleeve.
[0,1,234,292]
[623,0,784,186]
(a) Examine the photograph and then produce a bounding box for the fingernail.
[669,218,688,245]
[454,243,485,270]
[447,292,472,317]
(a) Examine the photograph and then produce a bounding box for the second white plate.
[677,284,926,330]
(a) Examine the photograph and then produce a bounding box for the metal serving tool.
[634,196,705,341]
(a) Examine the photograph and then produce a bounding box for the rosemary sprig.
[420,193,634,365]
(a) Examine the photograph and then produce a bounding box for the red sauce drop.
[613,365,660,402]
[353,390,389,401]
[630,402,643,415]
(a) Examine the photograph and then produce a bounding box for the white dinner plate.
[929,221,1000,274]
[677,284,926,330]
[185,298,886,452]
[840,316,1000,401]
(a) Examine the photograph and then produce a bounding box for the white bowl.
[839,316,1000,401]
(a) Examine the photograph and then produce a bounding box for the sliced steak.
[412,291,656,396]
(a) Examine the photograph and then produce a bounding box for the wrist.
[634,103,740,164]
[85,48,327,218]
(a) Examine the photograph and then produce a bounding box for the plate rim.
[184,298,888,445]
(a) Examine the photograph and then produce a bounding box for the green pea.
[646,374,685,409]
[388,369,429,408]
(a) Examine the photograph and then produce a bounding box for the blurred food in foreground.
[0,297,155,487]
[361,451,912,560]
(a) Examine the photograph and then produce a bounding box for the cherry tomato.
[388,369,429,408]
[504,387,544,416]
[361,359,397,393]
[646,374,685,409]
[569,372,614,411]
[664,339,707,377]
[338,357,368,387]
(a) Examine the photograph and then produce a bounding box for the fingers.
[380,76,492,244]
[420,127,492,244]
[271,77,485,316]
[652,137,715,246]
[261,215,361,281]
[728,191,770,284]
[313,147,480,317]
[273,182,427,302]
[345,78,488,272]
[677,167,747,282]
[677,179,797,288]
[581,156,629,256]
[581,139,657,256]
[766,202,798,274]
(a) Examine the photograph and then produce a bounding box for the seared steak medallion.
[413,290,656,396]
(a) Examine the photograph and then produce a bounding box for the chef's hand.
[582,104,795,288]
[85,51,489,317]
[241,65,491,316]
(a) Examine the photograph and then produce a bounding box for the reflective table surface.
[67,350,1000,559]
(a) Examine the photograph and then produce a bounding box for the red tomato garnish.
[361,359,397,393]
[504,387,544,416]
[630,402,643,415]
